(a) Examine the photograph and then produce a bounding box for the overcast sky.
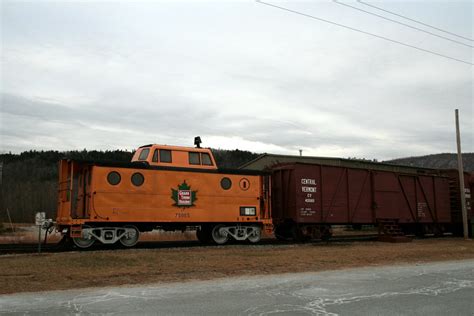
[1,0,472,160]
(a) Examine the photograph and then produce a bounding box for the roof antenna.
[194,136,202,148]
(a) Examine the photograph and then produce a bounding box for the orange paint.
[56,145,272,234]
[131,145,217,169]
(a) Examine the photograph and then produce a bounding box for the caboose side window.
[138,148,150,161]
[131,172,145,186]
[152,149,158,162]
[189,152,200,165]
[107,171,121,185]
[221,177,232,190]
[160,149,172,163]
[202,153,213,166]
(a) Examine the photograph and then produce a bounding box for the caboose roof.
[138,144,213,153]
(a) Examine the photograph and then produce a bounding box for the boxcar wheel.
[72,225,95,249]
[211,225,229,245]
[321,228,332,241]
[196,226,212,244]
[274,225,292,241]
[291,225,310,242]
[120,225,140,247]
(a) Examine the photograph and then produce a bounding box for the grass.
[0,238,473,295]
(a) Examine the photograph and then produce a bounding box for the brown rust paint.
[271,163,454,225]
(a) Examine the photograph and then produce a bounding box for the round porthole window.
[220,177,232,190]
[107,171,121,185]
[131,172,145,187]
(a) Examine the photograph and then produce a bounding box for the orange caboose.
[56,144,272,248]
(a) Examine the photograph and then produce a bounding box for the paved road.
[1,260,473,315]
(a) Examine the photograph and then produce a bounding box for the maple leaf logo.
[171,181,197,207]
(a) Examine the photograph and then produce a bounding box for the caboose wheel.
[73,236,95,249]
[211,225,229,245]
[247,226,262,243]
[72,225,95,249]
[120,225,140,247]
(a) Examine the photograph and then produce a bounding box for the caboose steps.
[70,225,83,238]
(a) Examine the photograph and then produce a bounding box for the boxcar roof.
[239,153,441,175]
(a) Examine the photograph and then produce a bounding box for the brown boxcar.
[271,162,455,240]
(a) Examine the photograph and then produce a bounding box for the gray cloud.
[1,0,472,160]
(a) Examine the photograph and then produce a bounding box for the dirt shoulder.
[1,238,473,295]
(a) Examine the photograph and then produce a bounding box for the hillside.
[385,153,474,172]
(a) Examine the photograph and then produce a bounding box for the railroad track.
[0,234,381,255]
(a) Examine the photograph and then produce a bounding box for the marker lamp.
[240,206,256,216]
